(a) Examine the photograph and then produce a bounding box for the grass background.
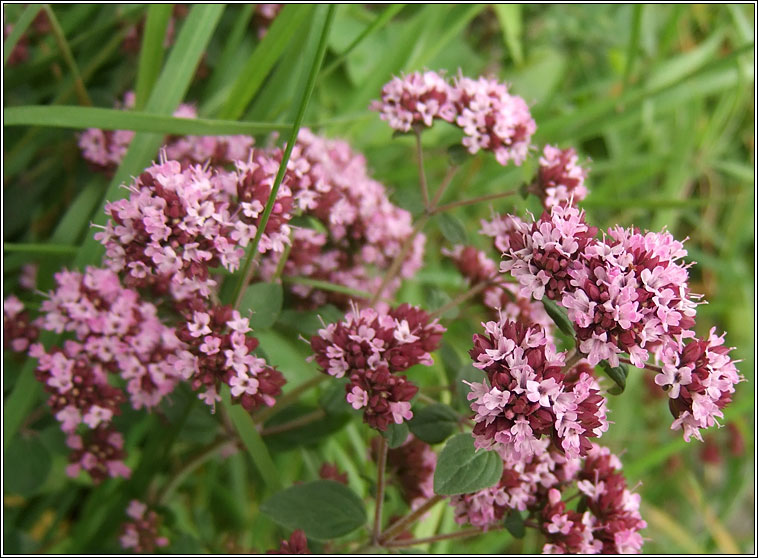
[3,4,754,554]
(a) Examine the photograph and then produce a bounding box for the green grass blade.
[4,243,77,255]
[218,5,312,120]
[231,5,336,306]
[73,4,226,269]
[493,4,524,66]
[4,105,290,135]
[320,4,406,79]
[3,4,42,66]
[223,391,282,492]
[42,4,92,106]
[134,4,173,110]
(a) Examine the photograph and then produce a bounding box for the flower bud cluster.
[467,318,608,460]
[310,303,445,430]
[372,71,536,166]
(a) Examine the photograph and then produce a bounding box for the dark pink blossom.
[120,500,169,553]
[531,145,589,210]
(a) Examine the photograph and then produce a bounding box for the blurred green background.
[3,4,754,554]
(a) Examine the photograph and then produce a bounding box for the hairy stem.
[620,357,662,373]
[415,127,430,209]
[432,189,519,215]
[259,408,326,436]
[430,165,460,208]
[384,526,499,547]
[380,493,445,543]
[372,436,389,545]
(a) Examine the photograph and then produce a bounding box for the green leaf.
[3,5,43,66]
[493,4,523,66]
[541,298,575,337]
[382,421,410,449]
[4,435,52,497]
[599,361,629,395]
[4,105,288,135]
[437,213,468,245]
[433,433,503,495]
[238,282,283,330]
[503,510,526,539]
[134,4,173,110]
[409,403,459,445]
[261,480,367,541]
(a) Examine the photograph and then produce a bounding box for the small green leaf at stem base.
[437,213,468,245]
[238,282,283,330]
[408,403,458,445]
[503,509,526,539]
[541,297,575,338]
[599,361,629,395]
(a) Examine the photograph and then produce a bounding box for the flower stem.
[414,127,430,209]
[429,279,494,320]
[372,436,389,545]
[369,215,429,306]
[259,408,326,436]
[430,165,460,208]
[561,349,584,373]
[620,357,662,373]
[384,526,498,547]
[432,189,519,215]
[379,493,445,543]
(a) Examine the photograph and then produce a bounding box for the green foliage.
[261,480,367,540]
[2,4,754,554]
[239,282,284,330]
[433,433,503,495]
[382,422,410,449]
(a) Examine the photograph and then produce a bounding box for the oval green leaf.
[541,297,575,337]
[261,480,367,540]
[599,361,629,395]
[408,403,459,445]
[437,213,468,245]
[433,433,503,495]
[382,421,410,449]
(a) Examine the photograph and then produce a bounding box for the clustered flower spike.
[171,304,285,411]
[531,145,589,210]
[371,70,536,166]
[28,267,182,482]
[95,156,291,308]
[370,71,456,132]
[658,329,743,442]
[542,445,646,554]
[120,500,169,553]
[310,303,445,430]
[468,319,608,460]
[453,443,645,553]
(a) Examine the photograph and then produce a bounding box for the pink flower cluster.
[496,199,741,442]
[28,267,183,481]
[530,145,589,210]
[370,71,456,132]
[658,329,743,442]
[3,295,38,353]
[372,71,536,166]
[386,435,437,510]
[259,129,424,307]
[467,318,608,460]
[452,442,645,553]
[95,157,290,307]
[171,305,285,412]
[541,445,646,554]
[120,500,169,553]
[309,304,445,430]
